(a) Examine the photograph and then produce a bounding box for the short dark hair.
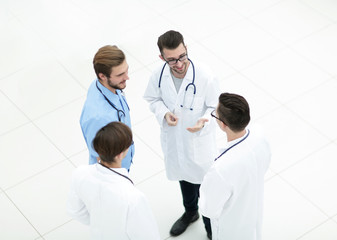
[217,93,250,132]
[93,122,133,163]
[157,30,185,55]
[93,45,125,80]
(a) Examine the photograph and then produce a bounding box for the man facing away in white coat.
[144,30,220,239]
[199,93,271,240]
[67,122,160,240]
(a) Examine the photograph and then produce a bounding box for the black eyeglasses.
[164,53,188,65]
[211,110,226,124]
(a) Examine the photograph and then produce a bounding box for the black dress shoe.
[207,231,212,239]
[170,211,200,236]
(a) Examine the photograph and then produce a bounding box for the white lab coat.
[67,164,160,240]
[143,60,219,184]
[199,127,271,240]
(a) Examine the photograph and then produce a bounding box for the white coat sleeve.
[197,70,220,136]
[126,191,161,240]
[199,166,232,219]
[202,75,220,121]
[143,73,170,128]
[66,170,90,225]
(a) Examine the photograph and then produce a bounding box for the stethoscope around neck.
[95,80,129,122]
[98,162,134,185]
[214,130,250,161]
[158,58,196,111]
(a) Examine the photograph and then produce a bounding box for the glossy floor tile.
[1,0,337,239]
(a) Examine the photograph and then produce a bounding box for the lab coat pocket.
[193,132,214,168]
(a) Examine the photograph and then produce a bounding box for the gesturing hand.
[165,112,179,126]
[187,118,208,133]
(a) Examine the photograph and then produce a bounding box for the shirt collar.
[96,79,120,99]
[96,163,129,176]
[226,129,250,148]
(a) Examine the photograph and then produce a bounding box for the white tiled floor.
[1,0,337,239]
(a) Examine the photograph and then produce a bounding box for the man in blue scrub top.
[80,45,134,170]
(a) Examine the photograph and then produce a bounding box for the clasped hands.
[164,112,208,133]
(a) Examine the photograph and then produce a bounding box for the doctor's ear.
[219,121,227,131]
[98,73,107,82]
[159,54,165,61]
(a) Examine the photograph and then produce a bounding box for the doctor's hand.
[165,112,179,126]
[187,118,208,133]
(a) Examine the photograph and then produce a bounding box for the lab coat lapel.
[176,63,194,111]
[160,65,178,111]
[177,62,193,95]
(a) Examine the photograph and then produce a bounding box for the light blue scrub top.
[80,80,134,170]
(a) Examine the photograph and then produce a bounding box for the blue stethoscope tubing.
[99,163,134,185]
[158,58,196,110]
[95,80,129,122]
[214,130,250,161]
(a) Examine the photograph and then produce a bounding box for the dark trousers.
[179,180,212,235]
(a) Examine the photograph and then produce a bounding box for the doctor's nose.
[175,60,183,68]
[124,73,130,81]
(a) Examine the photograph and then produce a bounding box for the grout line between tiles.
[198,25,288,76]
[0,78,86,132]
[245,1,335,49]
[226,0,285,19]
[229,10,337,80]
[40,219,73,238]
[133,131,164,160]
[4,159,69,191]
[2,1,337,239]
[66,148,88,167]
[331,214,337,224]
[139,0,190,15]
[30,121,69,159]
[283,98,334,141]
[0,92,74,181]
[264,171,278,184]
[287,35,337,79]
[2,191,43,239]
[134,169,166,187]
[10,9,56,60]
[195,0,284,43]
[0,66,26,82]
[278,173,331,218]
[271,140,332,177]
[236,52,334,108]
[299,0,337,23]
[56,59,88,92]
[280,77,333,106]
[67,158,78,168]
[0,89,82,177]
[296,218,331,240]
[0,120,31,137]
[132,114,154,127]
[30,94,86,122]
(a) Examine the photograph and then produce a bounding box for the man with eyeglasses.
[80,45,134,170]
[200,93,271,240]
[144,30,220,239]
